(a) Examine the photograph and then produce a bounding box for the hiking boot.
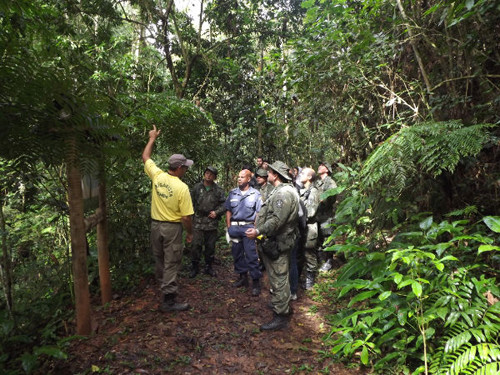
[290,293,297,301]
[319,258,333,273]
[160,294,189,312]
[304,271,315,290]
[259,259,265,272]
[260,312,290,331]
[251,279,261,296]
[204,264,217,277]
[189,262,199,278]
[233,273,249,288]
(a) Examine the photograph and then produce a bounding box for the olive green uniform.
[299,185,320,272]
[190,181,226,265]
[315,175,337,244]
[256,182,274,203]
[256,183,299,315]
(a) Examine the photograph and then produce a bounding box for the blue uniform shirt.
[224,187,262,221]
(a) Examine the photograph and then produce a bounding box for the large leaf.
[478,245,500,254]
[483,216,500,233]
[419,216,433,231]
[348,290,379,307]
[21,353,38,374]
[34,346,68,359]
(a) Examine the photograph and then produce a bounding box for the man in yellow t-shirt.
[142,125,194,312]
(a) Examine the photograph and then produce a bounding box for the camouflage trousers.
[191,228,217,265]
[303,246,318,273]
[262,248,292,315]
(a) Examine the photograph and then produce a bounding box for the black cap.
[205,166,218,176]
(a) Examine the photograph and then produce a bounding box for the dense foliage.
[1,0,499,373]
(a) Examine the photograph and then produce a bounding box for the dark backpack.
[298,199,307,229]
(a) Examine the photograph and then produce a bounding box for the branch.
[395,0,432,95]
[84,208,104,232]
[432,74,500,92]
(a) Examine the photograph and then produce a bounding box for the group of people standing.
[142,126,337,331]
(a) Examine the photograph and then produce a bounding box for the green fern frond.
[445,330,473,353]
[432,343,500,375]
[430,302,500,374]
[471,361,500,375]
[360,120,495,197]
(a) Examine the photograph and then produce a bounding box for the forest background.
[1,0,499,374]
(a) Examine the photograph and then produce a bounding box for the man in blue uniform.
[225,169,262,296]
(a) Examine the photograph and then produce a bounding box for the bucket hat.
[268,161,292,181]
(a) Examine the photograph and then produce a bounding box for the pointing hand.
[149,124,161,139]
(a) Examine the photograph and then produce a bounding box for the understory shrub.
[322,214,500,374]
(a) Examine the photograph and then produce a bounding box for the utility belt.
[151,219,181,225]
[230,221,254,226]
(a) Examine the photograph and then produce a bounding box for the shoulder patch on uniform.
[275,199,284,208]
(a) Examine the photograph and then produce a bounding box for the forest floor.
[52,244,367,375]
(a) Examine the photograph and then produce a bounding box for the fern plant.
[360,120,495,198]
[428,270,500,375]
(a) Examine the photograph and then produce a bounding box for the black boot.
[189,262,199,278]
[204,257,217,277]
[259,259,265,272]
[251,279,261,296]
[233,273,249,288]
[304,271,315,290]
[260,312,290,331]
[204,263,217,277]
[160,294,189,312]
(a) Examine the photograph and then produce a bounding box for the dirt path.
[53,248,366,374]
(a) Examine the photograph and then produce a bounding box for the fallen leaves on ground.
[49,250,367,375]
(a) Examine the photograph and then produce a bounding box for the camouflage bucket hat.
[268,161,292,181]
[255,168,268,178]
[320,161,333,174]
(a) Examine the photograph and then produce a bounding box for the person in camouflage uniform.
[246,161,299,331]
[255,168,274,202]
[189,166,226,278]
[315,161,337,272]
[298,167,320,289]
[254,168,273,272]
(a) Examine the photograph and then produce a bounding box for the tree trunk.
[396,0,432,94]
[0,198,13,319]
[97,175,111,305]
[66,144,92,335]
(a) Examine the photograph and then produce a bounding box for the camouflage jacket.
[190,181,226,230]
[256,183,299,252]
[299,185,320,223]
[315,175,337,223]
[256,182,274,203]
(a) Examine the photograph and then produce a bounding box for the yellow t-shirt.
[144,159,194,222]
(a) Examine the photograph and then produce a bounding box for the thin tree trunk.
[0,198,14,319]
[97,173,111,305]
[66,140,91,335]
[396,0,432,94]
[257,42,264,156]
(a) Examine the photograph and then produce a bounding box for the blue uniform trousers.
[228,224,262,280]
